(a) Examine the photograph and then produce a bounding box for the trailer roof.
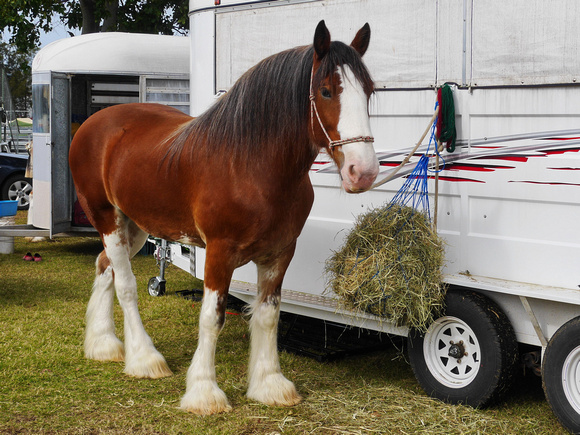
[32,32,189,76]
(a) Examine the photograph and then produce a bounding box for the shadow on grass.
[59,237,104,256]
[2,236,169,310]
[1,237,107,306]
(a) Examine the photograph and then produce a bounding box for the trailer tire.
[148,277,166,297]
[407,289,518,408]
[542,316,580,434]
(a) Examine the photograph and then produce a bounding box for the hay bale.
[325,203,446,332]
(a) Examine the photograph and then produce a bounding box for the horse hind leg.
[105,220,172,379]
[84,222,150,363]
[84,210,172,379]
[247,249,302,407]
[84,250,125,362]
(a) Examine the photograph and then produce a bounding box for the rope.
[433,144,441,230]
[371,107,439,189]
[372,82,455,190]
[436,83,456,152]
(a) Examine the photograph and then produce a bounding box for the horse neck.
[172,47,319,183]
[271,135,318,183]
[205,51,317,179]
[230,128,317,192]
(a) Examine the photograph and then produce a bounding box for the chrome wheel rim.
[8,180,32,208]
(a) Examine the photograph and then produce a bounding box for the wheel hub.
[448,340,466,360]
[148,276,166,296]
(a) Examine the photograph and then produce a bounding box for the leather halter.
[309,65,374,148]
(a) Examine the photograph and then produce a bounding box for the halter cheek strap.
[309,66,374,148]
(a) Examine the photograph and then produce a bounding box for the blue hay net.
[389,153,432,217]
[387,101,443,219]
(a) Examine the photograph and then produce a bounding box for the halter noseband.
[309,66,374,148]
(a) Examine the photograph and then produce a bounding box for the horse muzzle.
[341,157,379,193]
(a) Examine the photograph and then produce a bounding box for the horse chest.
[195,179,313,255]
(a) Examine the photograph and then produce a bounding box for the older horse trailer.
[180,0,580,432]
[0,33,190,238]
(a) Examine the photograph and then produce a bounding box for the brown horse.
[69,20,378,415]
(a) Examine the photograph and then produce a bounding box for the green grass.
[0,211,566,434]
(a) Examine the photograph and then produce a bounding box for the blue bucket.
[0,200,18,217]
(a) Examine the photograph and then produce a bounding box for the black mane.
[166,41,374,171]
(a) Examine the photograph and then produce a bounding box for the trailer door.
[50,73,72,236]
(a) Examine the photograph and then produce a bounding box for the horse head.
[309,20,379,193]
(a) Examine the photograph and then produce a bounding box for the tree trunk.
[80,0,99,34]
[102,1,119,32]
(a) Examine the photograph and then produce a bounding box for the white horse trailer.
[0,33,190,238]
[182,0,580,431]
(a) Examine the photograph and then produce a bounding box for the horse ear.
[313,20,331,60]
[351,23,371,57]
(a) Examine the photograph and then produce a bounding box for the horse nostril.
[348,164,358,180]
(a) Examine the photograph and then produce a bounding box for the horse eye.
[320,87,332,99]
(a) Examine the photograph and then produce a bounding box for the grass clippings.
[0,211,567,434]
[326,204,446,332]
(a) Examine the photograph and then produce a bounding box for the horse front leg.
[247,245,302,407]
[180,245,233,415]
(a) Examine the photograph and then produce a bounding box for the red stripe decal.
[509,181,580,186]
[428,175,484,183]
[475,155,529,162]
[444,163,515,172]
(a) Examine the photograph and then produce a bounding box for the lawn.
[0,212,566,434]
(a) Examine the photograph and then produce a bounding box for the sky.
[39,17,82,47]
[1,14,81,50]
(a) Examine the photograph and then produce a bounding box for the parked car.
[0,152,31,210]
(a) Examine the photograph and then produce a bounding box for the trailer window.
[32,84,50,133]
[144,78,189,114]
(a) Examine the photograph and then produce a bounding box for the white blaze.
[336,65,379,192]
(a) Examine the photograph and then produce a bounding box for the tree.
[0,0,64,54]
[0,0,188,113]
[0,0,189,53]
[0,43,33,113]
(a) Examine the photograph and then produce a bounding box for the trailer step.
[229,280,409,337]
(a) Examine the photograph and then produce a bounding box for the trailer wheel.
[542,316,580,434]
[148,277,166,297]
[407,289,518,407]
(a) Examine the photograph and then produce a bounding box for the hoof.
[180,380,232,415]
[247,373,302,407]
[124,349,172,379]
[85,334,125,362]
